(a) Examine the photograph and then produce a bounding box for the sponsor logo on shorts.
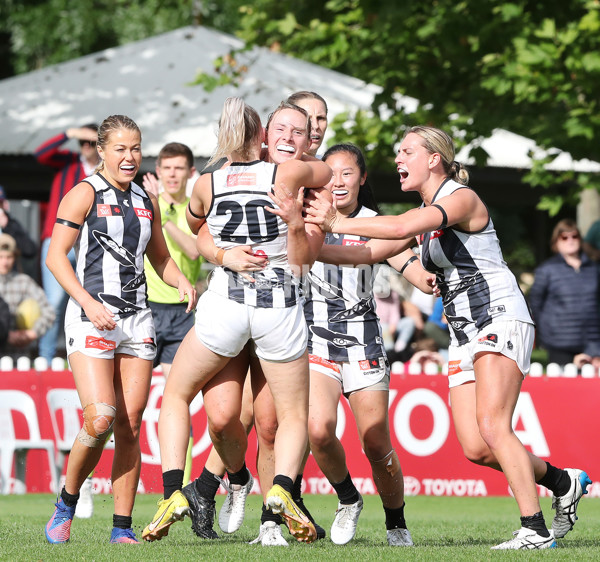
[68,338,74,346]
[227,173,256,187]
[448,360,462,376]
[342,239,366,246]
[97,204,123,217]
[143,337,156,347]
[85,336,117,350]
[477,333,498,346]
[359,358,384,375]
[507,341,513,350]
[487,305,506,316]
[308,354,341,374]
[135,208,153,220]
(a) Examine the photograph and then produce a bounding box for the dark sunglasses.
[79,140,97,148]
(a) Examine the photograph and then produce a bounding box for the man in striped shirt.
[34,124,99,362]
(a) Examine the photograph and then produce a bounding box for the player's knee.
[460,442,493,466]
[77,402,116,448]
[254,414,278,447]
[308,418,336,450]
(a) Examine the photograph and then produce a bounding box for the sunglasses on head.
[559,232,580,241]
[79,140,97,148]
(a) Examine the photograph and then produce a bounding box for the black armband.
[187,202,206,220]
[399,255,418,275]
[56,218,82,230]
[431,204,448,230]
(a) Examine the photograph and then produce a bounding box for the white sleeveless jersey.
[304,205,386,362]
[65,173,154,323]
[419,178,533,347]
[206,160,300,308]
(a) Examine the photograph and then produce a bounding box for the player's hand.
[83,300,116,331]
[143,173,160,198]
[303,187,337,231]
[266,184,304,229]
[177,277,198,313]
[426,275,441,297]
[221,246,268,282]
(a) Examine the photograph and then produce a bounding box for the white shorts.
[65,307,156,361]
[447,319,534,388]
[195,291,307,363]
[309,354,389,395]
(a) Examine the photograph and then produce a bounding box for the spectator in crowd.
[423,297,450,357]
[0,294,9,348]
[143,142,202,486]
[528,218,600,367]
[0,233,55,358]
[374,267,416,361]
[582,217,600,261]
[34,124,100,363]
[0,185,37,265]
[407,338,446,372]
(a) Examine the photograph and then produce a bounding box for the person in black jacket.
[0,294,9,347]
[528,218,600,367]
[0,185,37,263]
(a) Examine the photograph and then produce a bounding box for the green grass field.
[2,493,600,560]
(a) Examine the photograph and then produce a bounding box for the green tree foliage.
[2,1,599,211]
[225,0,600,211]
[0,0,195,74]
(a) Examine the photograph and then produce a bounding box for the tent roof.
[0,24,597,173]
[0,25,376,158]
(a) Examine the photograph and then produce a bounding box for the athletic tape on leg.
[370,449,401,478]
[77,402,116,448]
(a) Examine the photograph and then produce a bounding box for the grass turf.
[2,493,600,560]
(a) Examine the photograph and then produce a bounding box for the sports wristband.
[399,255,418,274]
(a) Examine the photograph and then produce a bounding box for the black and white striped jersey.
[419,178,533,347]
[65,173,153,322]
[304,205,386,362]
[206,160,300,308]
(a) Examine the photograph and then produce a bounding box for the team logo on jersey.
[478,333,498,346]
[92,230,136,268]
[309,325,367,348]
[85,336,117,351]
[330,297,372,322]
[443,271,482,303]
[135,208,153,220]
[99,293,142,315]
[123,273,146,292]
[307,272,344,300]
[97,204,123,217]
[342,239,366,246]
[447,315,471,331]
[227,173,256,187]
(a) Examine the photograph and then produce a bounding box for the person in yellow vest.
[143,142,202,484]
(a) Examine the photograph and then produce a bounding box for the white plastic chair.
[46,389,83,479]
[0,389,58,494]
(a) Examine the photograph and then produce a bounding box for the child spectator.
[0,234,55,358]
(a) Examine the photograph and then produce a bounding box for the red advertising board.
[1,370,598,498]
